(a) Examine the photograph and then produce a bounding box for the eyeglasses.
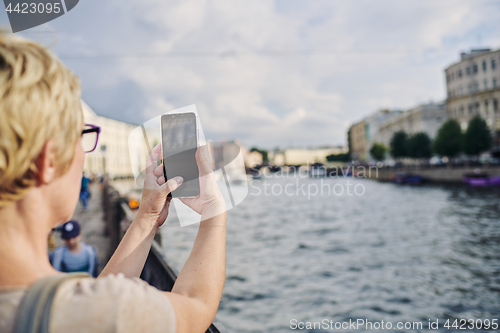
[81,124,101,153]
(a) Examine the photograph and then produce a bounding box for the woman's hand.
[153,145,226,221]
[137,144,183,229]
[178,146,226,220]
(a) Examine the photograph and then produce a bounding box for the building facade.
[377,103,447,148]
[364,109,402,156]
[349,104,446,161]
[82,101,140,179]
[445,48,500,132]
[349,120,367,161]
[280,147,347,165]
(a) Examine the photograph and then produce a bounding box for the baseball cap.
[61,221,81,239]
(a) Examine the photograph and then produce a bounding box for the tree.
[407,132,432,159]
[390,131,408,158]
[433,119,462,158]
[463,116,492,156]
[326,153,350,162]
[369,143,387,161]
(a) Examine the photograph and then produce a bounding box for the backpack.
[12,273,90,333]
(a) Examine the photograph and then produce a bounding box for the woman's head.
[0,33,83,209]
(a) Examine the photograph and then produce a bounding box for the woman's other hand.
[180,146,226,220]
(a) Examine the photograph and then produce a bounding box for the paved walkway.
[54,184,110,274]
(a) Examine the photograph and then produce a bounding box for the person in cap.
[49,221,99,277]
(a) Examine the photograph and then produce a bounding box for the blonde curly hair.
[0,33,82,207]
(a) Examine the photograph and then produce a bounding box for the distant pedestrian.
[50,221,99,277]
[80,173,91,209]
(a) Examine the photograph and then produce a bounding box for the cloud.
[2,0,499,148]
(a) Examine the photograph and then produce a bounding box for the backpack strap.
[13,273,90,333]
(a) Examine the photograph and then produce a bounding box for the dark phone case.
[161,114,200,198]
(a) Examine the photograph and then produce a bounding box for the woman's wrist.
[200,199,227,223]
[134,209,161,233]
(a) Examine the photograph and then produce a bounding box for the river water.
[159,175,500,332]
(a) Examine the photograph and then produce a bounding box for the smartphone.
[161,112,200,198]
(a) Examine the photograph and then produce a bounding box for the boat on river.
[463,172,500,186]
[393,173,423,185]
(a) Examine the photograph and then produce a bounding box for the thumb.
[165,176,183,194]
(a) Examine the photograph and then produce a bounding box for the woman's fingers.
[153,164,164,177]
[196,145,213,177]
[165,177,183,194]
[146,143,162,173]
[157,176,166,185]
[152,142,162,157]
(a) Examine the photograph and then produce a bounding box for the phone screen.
[161,113,200,197]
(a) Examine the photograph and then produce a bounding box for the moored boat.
[393,173,423,185]
[463,172,500,186]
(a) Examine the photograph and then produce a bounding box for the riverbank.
[365,165,500,183]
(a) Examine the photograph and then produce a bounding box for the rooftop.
[460,48,492,60]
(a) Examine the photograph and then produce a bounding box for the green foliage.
[369,143,387,161]
[463,116,492,156]
[433,119,462,158]
[326,152,350,162]
[407,132,432,159]
[390,131,408,158]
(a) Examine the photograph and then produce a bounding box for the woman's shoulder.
[51,273,176,333]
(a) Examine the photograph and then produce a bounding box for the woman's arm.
[162,147,227,332]
[101,144,228,332]
[98,212,161,278]
[166,209,226,333]
[99,144,182,278]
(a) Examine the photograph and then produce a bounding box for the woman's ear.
[35,140,57,184]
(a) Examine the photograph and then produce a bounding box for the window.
[492,59,497,70]
[460,106,464,116]
[485,100,489,116]
[468,104,473,114]
[466,67,471,75]
[473,63,478,74]
[483,60,487,71]
[494,99,498,112]
[458,69,463,77]
[494,78,498,88]
[484,79,488,90]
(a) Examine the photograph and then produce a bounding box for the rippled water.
[160,176,500,332]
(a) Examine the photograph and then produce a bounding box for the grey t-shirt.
[0,273,176,333]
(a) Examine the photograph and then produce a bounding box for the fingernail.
[174,176,183,184]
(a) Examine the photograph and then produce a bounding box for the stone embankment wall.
[365,166,500,183]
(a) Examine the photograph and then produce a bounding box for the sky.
[1,0,500,149]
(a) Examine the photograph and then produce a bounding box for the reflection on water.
[160,177,500,332]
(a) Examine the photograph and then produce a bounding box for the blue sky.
[1,0,499,149]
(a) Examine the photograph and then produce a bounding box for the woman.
[0,34,227,332]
